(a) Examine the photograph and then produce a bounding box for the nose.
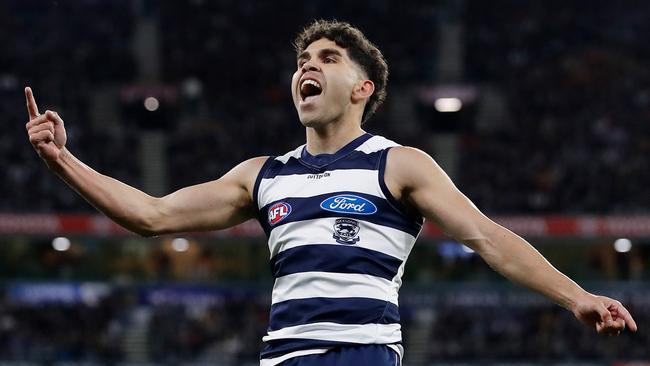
[301,60,320,73]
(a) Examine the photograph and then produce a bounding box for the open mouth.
[300,79,323,102]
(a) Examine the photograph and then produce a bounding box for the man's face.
[291,38,365,127]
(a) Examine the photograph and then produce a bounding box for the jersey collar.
[300,133,373,169]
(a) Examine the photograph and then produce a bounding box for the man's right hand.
[25,87,67,166]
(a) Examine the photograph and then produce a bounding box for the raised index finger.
[616,303,638,332]
[25,87,40,119]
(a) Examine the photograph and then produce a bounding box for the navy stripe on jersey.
[264,150,382,178]
[261,339,360,359]
[270,244,402,280]
[261,339,404,359]
[268,297,400,331]
[260,192,422,237]
[279,344,400,366]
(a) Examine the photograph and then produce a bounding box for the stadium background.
[1,0,649,365]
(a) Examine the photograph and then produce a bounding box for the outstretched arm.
[25,87,265,236]
[385,146,637,335]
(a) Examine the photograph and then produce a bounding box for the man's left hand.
[573,294,637,335]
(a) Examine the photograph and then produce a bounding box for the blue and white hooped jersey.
[253,133,423,365]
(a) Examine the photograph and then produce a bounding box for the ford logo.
[320,194,377,215]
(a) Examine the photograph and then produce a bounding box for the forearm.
[49,148,160,236]
[467,224,590,311]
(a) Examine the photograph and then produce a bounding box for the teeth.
[301,79,321,89]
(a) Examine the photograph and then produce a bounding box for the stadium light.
[613,238,632,253]
[434,97,462,112]
[171,237,190,252]
[52,237,71,252]
[144,96,160,112]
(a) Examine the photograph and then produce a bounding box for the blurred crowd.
[461,1,650,213]
[0,0,139,212]
[0,290,128,362]
[1,2,648,365]
[418,303,648,361]
[148,299,267,364]
[160,0,436,189]
[1,0,648,214]
[0,286,648,364]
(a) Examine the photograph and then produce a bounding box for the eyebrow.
[297,48,344,62]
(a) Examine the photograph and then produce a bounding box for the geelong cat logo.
[320,194,377,215]
[268,202,292,225]
[333,218,361,244]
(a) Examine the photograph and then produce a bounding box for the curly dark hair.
[293,20,389,124]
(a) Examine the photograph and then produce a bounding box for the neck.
[305,118,365,155]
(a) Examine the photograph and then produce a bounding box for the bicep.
[151,157,267,234]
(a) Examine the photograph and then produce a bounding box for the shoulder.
[386,145,430,160]
[224,156,271,192]
[385,146,450,195]
[232,156,271,175]
[386,146,437,175]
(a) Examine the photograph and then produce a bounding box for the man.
[26,20,636,366]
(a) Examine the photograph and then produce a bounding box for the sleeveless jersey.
[253,133,423,365]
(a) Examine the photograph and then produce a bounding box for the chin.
[298,109,343,128]
[298,114,323,128]
[300,119,318,128]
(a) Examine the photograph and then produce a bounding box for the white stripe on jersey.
[275,145,304,164]
[387,344,404,365]
[272,272,398,305]
[260,348,332,366]
[355,136,400,154]
[258,169,385,208]
[262,322,402,344]
[268,218,416,260]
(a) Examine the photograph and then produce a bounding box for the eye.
[323,57,336,64]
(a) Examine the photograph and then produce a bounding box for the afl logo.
[268,202,292,225]
[320,194,377,215]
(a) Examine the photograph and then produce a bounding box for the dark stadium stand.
[1,0,649,365]
[0,0,139,212]
[1,283,648,364]
[461,1,650,213]
[2,1,648,214]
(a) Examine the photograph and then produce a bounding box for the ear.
[351,79,375,104]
